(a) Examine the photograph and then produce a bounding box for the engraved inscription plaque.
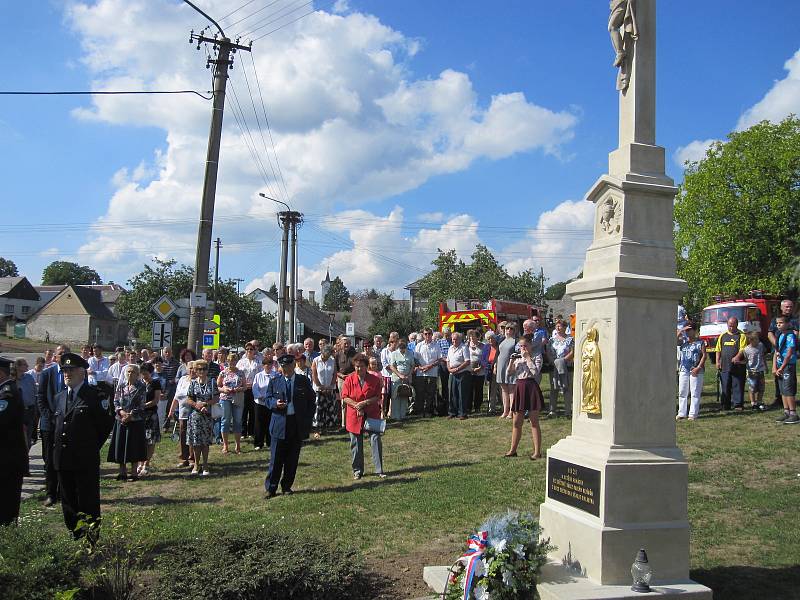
[548,457,601,517]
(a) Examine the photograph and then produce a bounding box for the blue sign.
[203,334,214,346]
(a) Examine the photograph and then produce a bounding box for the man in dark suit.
[37,344,70,506]
[0,357,27,525]
[53,353,114,538]
[264,354,314,498]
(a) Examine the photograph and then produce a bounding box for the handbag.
[364,417,386,434]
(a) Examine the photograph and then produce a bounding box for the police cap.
[60,353,89,369]
[277,354,296,365]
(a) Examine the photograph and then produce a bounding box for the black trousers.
[720,367,746,410]
[242,390,255,437]
[0,471,23,525]
[471,375,485,412]
[266,416,301,493]
[58,466,101,538]
[253,403,271,448]
[414,376,438,416]
[40,430,60,500]
[439,367,450,404]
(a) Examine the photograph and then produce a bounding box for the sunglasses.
[195,367,208,371]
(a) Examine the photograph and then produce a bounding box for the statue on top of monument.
[608,0,638,92]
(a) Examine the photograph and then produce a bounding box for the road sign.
[151,295,177,320]
[190,292,208,308]
[202,314,220,350]
[151,320,173,350]
[346,322,355,336]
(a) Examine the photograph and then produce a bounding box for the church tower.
[320,268,332,303]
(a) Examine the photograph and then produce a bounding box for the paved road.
[22,440,45,500]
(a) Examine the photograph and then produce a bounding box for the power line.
[238,0,311,38]
[218,0,261,23]
[0,89,213,99]
[226,0,285,30]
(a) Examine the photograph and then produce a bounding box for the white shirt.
[312,355,336,390]
[252,370,271,406]
[236,356,261,385]
[414,340,442,378]
[447,343,470,373]
[87,355,110,385]
[175,375,193,419]
[107,361,129,386]
[380,347,393,377]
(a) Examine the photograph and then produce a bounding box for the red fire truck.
[438,299,546,334]
[699,290,782,353]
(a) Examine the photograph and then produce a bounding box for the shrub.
[0,523,86,600]
[145,530,376,600]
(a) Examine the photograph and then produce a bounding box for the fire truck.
[699,290,782,353]
[438,299,546,334]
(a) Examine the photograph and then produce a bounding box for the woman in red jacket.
[341,354,386,480]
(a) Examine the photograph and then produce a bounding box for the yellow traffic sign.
[152,295,178,320]
[202,314,221,350]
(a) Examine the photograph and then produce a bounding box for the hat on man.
[60,353,89,369]
[277,354,296,365]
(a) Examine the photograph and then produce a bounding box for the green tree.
[416,245,547,327]
[268,282,278,295]
[41,261,102,285]
[544,281,567,300]
[368,293,423,339]
[116,259,193,344]
[674,116,800,314]
[0,257,19,277]
[116,258,275,349]
[322,276,350,311]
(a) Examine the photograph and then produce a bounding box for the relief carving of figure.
[581,327,602,415]
[599,198,621,234]
[608,0,638,91]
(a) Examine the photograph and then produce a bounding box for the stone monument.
[536,0,713,597]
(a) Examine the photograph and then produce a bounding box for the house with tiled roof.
[26,285,127,347]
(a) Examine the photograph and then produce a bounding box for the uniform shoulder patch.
[0,399,8,412]
[101,398,110,411]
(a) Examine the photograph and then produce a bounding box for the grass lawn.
[19,365,800,599]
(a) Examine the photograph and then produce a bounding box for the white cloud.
[672,138,719,168]
[674,47,800,170]
[502,199,594,281]
[737,48,800,131]
[63,0,578,282]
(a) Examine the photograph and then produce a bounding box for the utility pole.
[260,193,302,344]
[184,1,251,355]
[213,237,222,300]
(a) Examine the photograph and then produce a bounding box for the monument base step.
[422,563,713,600]
[537,561,713,600]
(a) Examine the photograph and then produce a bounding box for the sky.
[3,1,800,301]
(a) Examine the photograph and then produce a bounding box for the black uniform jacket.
[0,378,27,474]
[53,384,114,471]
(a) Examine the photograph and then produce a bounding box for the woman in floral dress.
[138,362,162,476]
[186,359,219,476]
[311,345,339,437]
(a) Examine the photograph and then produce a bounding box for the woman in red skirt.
[504,335,544,459]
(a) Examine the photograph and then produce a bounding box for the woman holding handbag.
[341,353,386,480]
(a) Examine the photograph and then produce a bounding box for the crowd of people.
[6,299,794,533]
[676,298,797,424]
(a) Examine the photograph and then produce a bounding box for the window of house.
[21,305,30,314]
[4,304,13,314]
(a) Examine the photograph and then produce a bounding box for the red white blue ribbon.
[459,531,488,600]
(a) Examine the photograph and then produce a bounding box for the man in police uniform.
[53,353,114,538]
[264,354,314,498]
[37,343,70,506]
[0,357,27,525]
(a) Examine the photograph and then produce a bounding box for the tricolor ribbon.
[458,531,488,600]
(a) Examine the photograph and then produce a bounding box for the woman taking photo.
[504,335,544,460]
[108,364,147,481]
[341,353,386,480]
[138,363,161,476]
[311,344,338,438]
[186,359,219,476]
[217,356,245,454]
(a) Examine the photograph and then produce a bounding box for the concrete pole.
[289,217,298,342]
[276,212,289,343]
